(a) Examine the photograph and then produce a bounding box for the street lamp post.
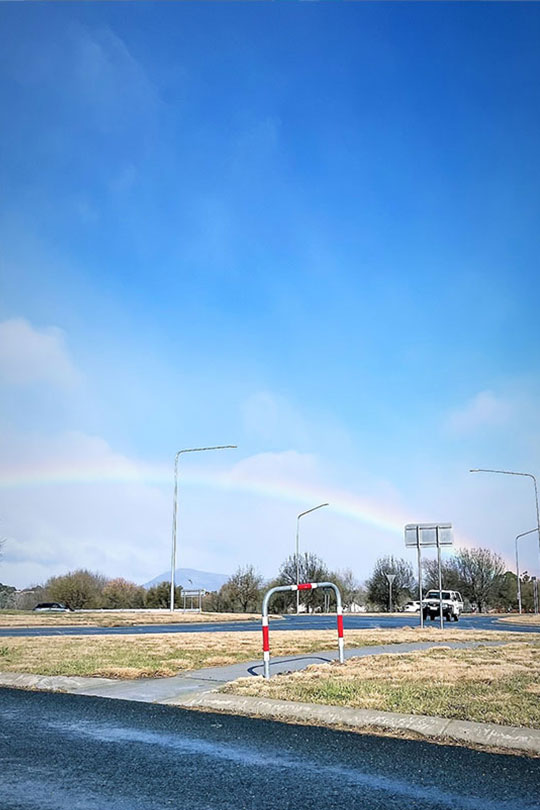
[470,468,540,571]
[170,445,236,612]
[295,503,329,614]
[515,528,539,614]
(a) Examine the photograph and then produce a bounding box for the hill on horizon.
[142,567,229,592]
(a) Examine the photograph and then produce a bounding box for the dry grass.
[0,626,537,680]
[0,610,261,628]
[498,615,540,626]
[224,642,540,728]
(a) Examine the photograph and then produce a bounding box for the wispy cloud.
[68,23,160,133]
[0,318,81,388]
[0,429,169,588]
[445,390,512,436]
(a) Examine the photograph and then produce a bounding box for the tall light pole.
[170,445,236,612]
[295,503,329,614]
[470,468,540,571]
[515,528,539,614]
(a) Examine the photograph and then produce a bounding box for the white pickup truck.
[422,590,463,622]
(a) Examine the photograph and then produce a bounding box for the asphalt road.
[0,613,538,637]
[1,688,538,810]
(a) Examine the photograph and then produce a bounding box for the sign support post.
[436,526,444,630]
[417,525,424,629]
[385,573,396,613]
[405,523,453,629]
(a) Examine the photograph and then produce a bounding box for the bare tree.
[101,578,146,609]
[422,557,461,591]
[454,548,505,612]
[330,568,365,609]
[269,552,331,613]
[366,555,415,611]
[218,565,264,613]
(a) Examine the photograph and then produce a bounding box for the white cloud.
[0,318,81,387]
[427,468,540,575]
[228,448,321,484]
[242,392,310,446]
[0,430,404,590]
[445,390,511,435]
[0,430,169,588]
[1,426,535,592]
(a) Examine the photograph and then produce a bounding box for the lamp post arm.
[297,503,330,521]
[295,503,329,614]
[470,469,540,571]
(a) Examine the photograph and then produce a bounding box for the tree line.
[203,555,366,614]
[366,548,534,613]
[8,572,184,611]
[207,546,533,614]
[1,544,532,613]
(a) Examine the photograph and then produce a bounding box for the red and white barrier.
[261,581,344,679]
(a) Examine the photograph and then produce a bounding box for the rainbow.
[0,456,473,545]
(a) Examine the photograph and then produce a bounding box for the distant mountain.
[142,568,229,592]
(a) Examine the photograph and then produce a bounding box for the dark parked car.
[33,602,71,612]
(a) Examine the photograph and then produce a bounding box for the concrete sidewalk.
[0,638,505,703]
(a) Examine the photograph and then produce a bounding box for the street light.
[515,528,539,614]
[470,468,540,570]
[170,445,237,612]
[295,503,329,614]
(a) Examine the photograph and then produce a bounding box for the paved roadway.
[0,613,538,637]
[1,688,538,810]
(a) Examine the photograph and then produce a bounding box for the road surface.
[0,613,537,637]
[0,688,538,810]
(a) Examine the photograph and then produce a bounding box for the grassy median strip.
[223,642,540,729]
[0,627,537,679]
[0,610,262,628]
[497,615,540,626]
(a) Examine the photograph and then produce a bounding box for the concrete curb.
[1,670,539,755]
[165,691,540,756]
[0,672,117,693]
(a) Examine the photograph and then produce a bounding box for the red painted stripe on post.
[262,625,270,651]
[337,614,344,638]
[297,583,312,590]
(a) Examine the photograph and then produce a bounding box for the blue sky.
[1,3,540,588]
